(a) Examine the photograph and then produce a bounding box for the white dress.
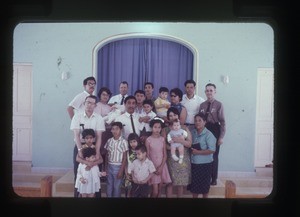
[75,163,101,194]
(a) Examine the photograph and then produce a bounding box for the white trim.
[92,32,199,90]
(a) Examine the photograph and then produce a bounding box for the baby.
[167,118,188,164]
[154,87,170,119]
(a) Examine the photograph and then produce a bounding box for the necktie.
[120,96,125,105]
[205,102,211,119]
[130,114,136,134]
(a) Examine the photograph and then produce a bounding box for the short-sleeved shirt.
[191,128,216,164]
[138,110,157,132]
[68,91,90,115]
[128,158,156,182]
[108,94,128,105]
[70,111,105,143]
[104,137,128,165]
[181,94,205,124]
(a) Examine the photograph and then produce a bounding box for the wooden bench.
[14,175,53,197]
[225,180,269,198]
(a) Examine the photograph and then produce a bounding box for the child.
[122,133,140,197]
[128,144,156,198]
[139,99,157,144]
[104,121,128,197]
[154,87,171,120]
[145,119,172,198]
[103,105,122,125]
[167,118,188,164]
[75,147,107,197]
[75,129,103,197]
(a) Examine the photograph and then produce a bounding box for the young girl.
[122,133,140,197]
[104,121,128,197]
[75,129,103,197]
[75,147,107,197]
[145,119,172,198]
[167,119,188,164]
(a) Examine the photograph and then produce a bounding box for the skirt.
[187,162,212,194]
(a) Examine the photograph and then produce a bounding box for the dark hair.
[159,86,169,93]
[149,118,164,128]
[83,76,96,85]
[82,129,96,139]
[134,89,146,96]
[206,83,216,89]
[170,88,183,101]
[194,112,207,122]
[124,95,137,104]
[97,87,112,98]
[144,82,154,89]
[85,95,97,102]
[135,144,147,153]
[184,79,196,87]
[82,147,96,159]
[143,99,154,107]
[167,107,180,120]
[128,133,140,143]
[120,81,128,87]
[111,121,123,130]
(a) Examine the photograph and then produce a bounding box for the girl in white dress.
[75,147,106,197]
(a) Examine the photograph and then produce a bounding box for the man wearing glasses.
[70,95,105,197]
[67,76,97,119]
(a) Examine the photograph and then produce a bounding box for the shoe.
[210,180,217,186]
[178,158,183,164]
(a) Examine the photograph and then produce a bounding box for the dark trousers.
[73,145,102,198]
[205,122,221,183]
[211,143,220,182]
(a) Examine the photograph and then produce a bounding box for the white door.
[254,68,274,167]
[13,63,32,161]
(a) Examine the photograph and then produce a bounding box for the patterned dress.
[163,125,191,186]
[146,136,172,185]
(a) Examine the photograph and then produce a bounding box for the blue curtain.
[97,38,193,97]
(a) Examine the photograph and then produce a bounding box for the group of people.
[67,77,226,198]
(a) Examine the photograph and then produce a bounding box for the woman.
[188,113,216,198]
[161,107,192,198]
[169,88,187,125]
[94,87,113,174]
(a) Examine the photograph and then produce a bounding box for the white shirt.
[138,110,157,132]
[70,111,105,143]
[181,94,205,124]
[68,91,90,115]
[128,158,156,182]
[115,112,141,139]
[108,94,128,105]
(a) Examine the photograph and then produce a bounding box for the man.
[199,83,226,185]
[134,89,146,114]
[108,81,129,106]
[67,76,96,119]
[70,95,105,197]
[181,79,205,131]
[115,95,141,140]
[144,82,156,113]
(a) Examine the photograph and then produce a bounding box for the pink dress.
[146,136,172,185]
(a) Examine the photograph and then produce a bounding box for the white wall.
[13,22,274,171]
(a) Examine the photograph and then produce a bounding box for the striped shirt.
[104,137,128,165]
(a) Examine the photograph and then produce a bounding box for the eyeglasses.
[87,82,96,86]
[170,95,177,97]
